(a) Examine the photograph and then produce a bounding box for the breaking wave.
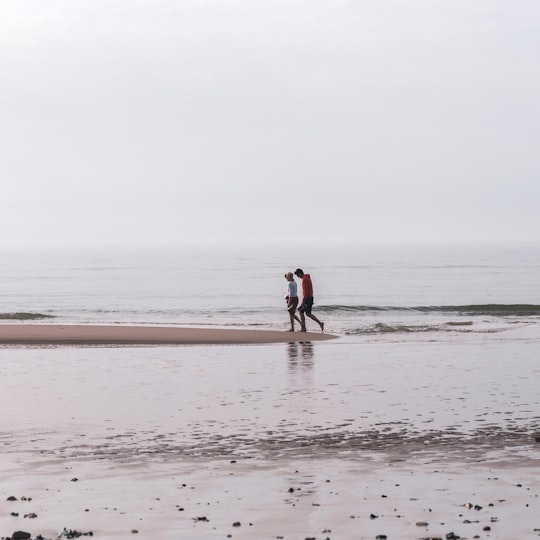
[321,304,540,317]
[0,312,55,320]
[345,322,477,336]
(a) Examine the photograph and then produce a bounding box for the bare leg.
[288,311,296,331]
[307,313,324,332]
[288,304,302,331]
[299,312,307,332]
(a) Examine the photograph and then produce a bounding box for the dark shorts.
[287,297,299,313]
[299,297,314,315]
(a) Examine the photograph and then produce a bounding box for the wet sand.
[0,324,335,345]
[2,454,539,540]
[1,336,539,539]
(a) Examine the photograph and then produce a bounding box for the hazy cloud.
[1,0,539,246]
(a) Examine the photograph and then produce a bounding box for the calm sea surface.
[1,242,540,340]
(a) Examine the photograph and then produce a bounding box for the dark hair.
[294,268,304,276]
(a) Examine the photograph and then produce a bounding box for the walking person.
[284,271,302,332]
[294,268,324,332]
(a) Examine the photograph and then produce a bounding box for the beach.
[2,451,539,540]
[1,327,539,539]
[2,0,539,532]
[1,244,539,538]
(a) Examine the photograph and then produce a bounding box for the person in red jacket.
[294,268,324,332]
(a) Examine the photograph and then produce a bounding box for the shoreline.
[0,324,337,345]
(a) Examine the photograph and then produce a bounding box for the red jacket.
[301,274,314,300]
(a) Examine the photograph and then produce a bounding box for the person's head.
[284,272,294,281]
[294,268,304,278]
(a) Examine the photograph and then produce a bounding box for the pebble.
[11,532,31,540]
[60,529,94,538]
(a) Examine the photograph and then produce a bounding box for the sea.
[1,242,540,540]
[1,241,540,340]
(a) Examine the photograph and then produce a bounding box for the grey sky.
[1,0,539,247]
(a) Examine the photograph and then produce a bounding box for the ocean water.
[1,242,539,340]
[1,241,539,513]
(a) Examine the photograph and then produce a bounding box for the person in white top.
[284,272,302,332]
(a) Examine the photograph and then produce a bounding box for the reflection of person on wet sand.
[286,340,314,366]
[287,341,299,363]
[299,340,314,361]
[284,272,302,332]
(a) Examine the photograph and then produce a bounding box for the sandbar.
[0,324,337,345]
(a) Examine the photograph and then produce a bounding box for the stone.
[12,532,31,540]
[60,528,94,538]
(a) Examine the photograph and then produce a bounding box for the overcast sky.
[1,0,539,247]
